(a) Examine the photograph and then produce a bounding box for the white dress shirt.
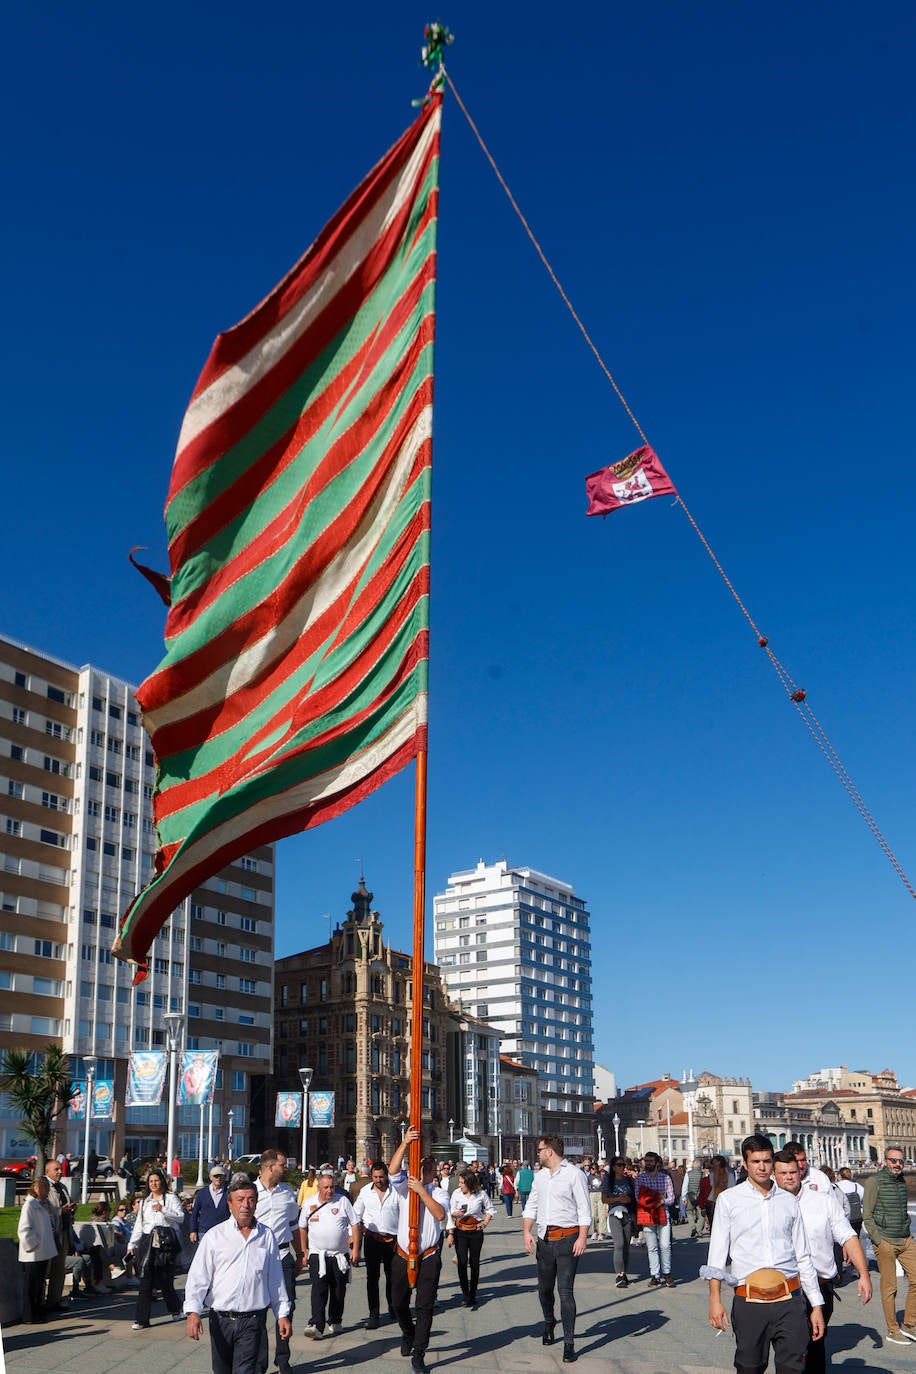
[255,1179,299,1249]
[354,1183,401,1235]
[129,1190,184,1242]
[706,1179,822,1307]
[390,1171,450,1252]
[183,1216,290,1317]
[522,1158,591,1238]
[796,1186,855,1279]
[447,1188,495,1230]
[800,1165,832,1195]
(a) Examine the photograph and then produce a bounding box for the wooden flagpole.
[406,748,428,1284]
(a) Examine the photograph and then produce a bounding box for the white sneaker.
[303,1325,324,1340]
[327,1323,343,1335]
[899,1327,916,1342]
[887,1332,910,1345]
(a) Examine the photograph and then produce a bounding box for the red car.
[0,1158,35,1179]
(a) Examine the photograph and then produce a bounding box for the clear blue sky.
[4,2,915,1095]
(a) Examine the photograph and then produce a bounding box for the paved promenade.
[1,1211,909,1374]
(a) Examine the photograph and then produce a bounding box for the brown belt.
[397,1244,438,1262]
[368,1231,396,1243]
[736,1274,800,1302]
[545,1225,579,1241]
[455,1216,479,1232]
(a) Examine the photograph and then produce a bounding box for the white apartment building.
[0,633,274,1162]
[433,860,594,1119]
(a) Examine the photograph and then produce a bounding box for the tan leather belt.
[368,1231,396,1243]
[397,1244,438,1262]
[545,1225,579,1241]
[736,1271,800,1302]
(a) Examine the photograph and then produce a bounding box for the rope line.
[445,71,915,901]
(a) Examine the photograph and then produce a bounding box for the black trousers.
[535,1235,580,1344]
[308,1253,348,1330]
[22,1259,48,1320]
[802,1280,834,1374]
[134,1257,181,1325]
[259,1251,296,1370]
[211,1310,268,1374]
[453,1230,484,1302]
[363,1232,395,1314]
[392,1249,442,1357]
[732,1289,811,1374]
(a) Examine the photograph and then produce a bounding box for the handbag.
[150,1224,180,1256]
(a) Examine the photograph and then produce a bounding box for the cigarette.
[715,1328,724,1338]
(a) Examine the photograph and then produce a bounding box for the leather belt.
[736,1274,800,1302]
[213,1309,264,1319]
[397,1244,438,1262]
[545,1225,579,1241]
[367,1231,396,1243]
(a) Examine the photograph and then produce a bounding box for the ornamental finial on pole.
[419,20,453,97]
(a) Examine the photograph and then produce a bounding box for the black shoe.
[366,1312,380,1330]
[400,1336,414,1357]
[542,1322,556,1346]
[563,1345,577,1363]
[664,1274,675,1288]
[411,1355,429,1374]
[615,1273,629,1288]
[647,1276,661,1289]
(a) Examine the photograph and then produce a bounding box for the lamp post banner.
[308,1091,335,1128]
[92,1080,114,1119]
[69,1081,87,1120]
[177,1050,220,1106]
[275,1092,303,1128]
[126,1050,168,1106]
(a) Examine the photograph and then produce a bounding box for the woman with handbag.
[445,1171,494,1308]
[125,1168,184,1328]
[17,1177,58,1322]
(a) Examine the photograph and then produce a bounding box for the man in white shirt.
[254,1151,302,1374]
[298,1169,359,1339]
[773,1149,871,1373]
[522,1134,591,1365]
[354,1160,400,1328]
[184,1176,291,1374]
[786,1144,832,1196]
[702,1134,824,1374]
[387,1128,449,1374]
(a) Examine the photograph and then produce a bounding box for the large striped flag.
[114,97,441,975]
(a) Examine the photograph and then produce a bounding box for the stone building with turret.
[272,878,449,1165]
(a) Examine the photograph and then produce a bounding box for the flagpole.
[407,748,428,1285]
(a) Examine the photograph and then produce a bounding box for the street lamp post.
[596,1124,605,1163]
[682,1069,699,1160]
[80,1056,98,1205]
[164,1011,184,1190]
[227,1108,234,1161]
[448,1118,455,1143]
[612,1113,621,1158]
[637,1119,646,1156]
[298,1066,313,1172]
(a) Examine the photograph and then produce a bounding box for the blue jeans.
[642,1220,671,1277]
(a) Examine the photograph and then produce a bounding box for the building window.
[13,707,26,725]
[232,1071,246,1091]
[8,781,23,799]
[299,983,308,1005]
[319,979,328,1003]
[238,1042,254,1058]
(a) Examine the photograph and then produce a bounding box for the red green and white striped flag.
[114,98,441,976]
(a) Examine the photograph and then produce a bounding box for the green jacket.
[862,1166,910,1243]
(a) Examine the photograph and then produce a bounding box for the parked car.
[0,1158,35,1178]
[232,1154,262,1170]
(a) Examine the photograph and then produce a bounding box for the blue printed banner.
[69,1081,88,1120]
[308,1090,335,1129]
[177,1051,219,1106]
[126,1051,168,1107]
[92,1080,114,1119]
[275,1092,303,1129]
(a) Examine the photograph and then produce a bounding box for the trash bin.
[0,1178,16,1207]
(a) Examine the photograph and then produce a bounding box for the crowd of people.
[14,1135,915,1373]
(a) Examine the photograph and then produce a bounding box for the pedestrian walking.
[190,1163,230,1241]
[602,1157,636,1287]
[587,1163,608,1239]
[184,1175,291,1374]
[298,1168,359,1338]
[18,1177,57,1322]
[522,1134,591,1364]
[353,1160,400,1328]
[446,1168,494,1308]
[254,1150,302,1373]
[516,1160,534,1208]
[388,1128,449,1374]
[499,1162,516,1217]
[862,1145,916,1346]
[170,1154,182,1193]
[125,1167,184,1328]
[773,1149,871,1373]
[635,1152,675,1288]
[702,1133,824,1372]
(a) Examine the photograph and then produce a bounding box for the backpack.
[845,1187,863,1223]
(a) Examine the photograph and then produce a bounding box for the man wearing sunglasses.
[862,1146,916,1345]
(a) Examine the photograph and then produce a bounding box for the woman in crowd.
[498,1161,516,1217]
[588,1162,608,1239]
[124,1167,184,1329]
[17,1176,57,1323]
[603,1157,636,1287]
[446,1169,494,1308]
[296,1166,318,1206]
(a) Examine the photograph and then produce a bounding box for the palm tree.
[0,1044,75,1176]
